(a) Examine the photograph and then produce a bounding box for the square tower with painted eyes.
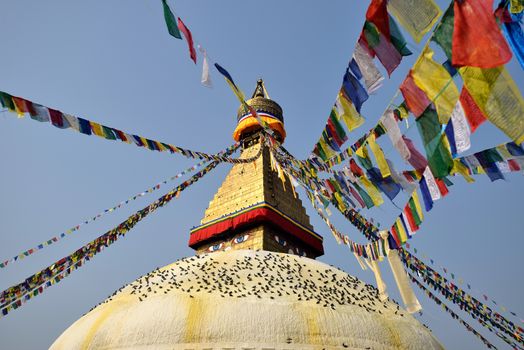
[188,80,324,258]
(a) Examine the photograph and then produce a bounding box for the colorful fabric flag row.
[0,157,211,269]
[0,156,228,313]
[408,272,498,349]
[0,141,259,270]
[313,0,522,171]
[311,0,425,162]
[274,138,524,346]
[0,90,262,164]
[402,250,524,347]
[407,243,523,325]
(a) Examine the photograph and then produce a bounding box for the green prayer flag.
[353,182,375,209]
[416,106,453,178]
[363,21,381,48]
[431,4,454,61]
[389,15,412,57]
[0,91,15,110]
[102,126,117,140]
[329,109,347,141]
[408,197,422,226]
[161,0,182,39]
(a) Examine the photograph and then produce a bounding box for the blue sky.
[0,1,523,349]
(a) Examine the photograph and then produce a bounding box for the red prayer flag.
[460,87,487,133]
[177,18,197,64]
[508,159,521,171]
[403,205,419,232]
[349,158,365,177]
[452,0,512,68]
[435,178,449,197]
[366,0,390,39]
[399,73,431,118]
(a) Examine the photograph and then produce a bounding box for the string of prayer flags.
[0,91,257,164]
[0,155,231,315]
[459,66,524,144]
[497,3,524,69]
[402,250,524,347]
[452,0,512,68]
[177,18,197,64]
[387,0,442,43]
[0,148,253,269]
[161,0,182,39]
[409,244,524,325]
[408,273,498,349]
[432,3,455,62]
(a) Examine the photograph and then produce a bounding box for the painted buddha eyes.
[274,235,287,246]
[233,235,249,244]
[208,243,223,252]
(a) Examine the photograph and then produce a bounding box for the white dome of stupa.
[50,250,443,350]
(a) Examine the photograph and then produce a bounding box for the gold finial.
[252,79,266,98]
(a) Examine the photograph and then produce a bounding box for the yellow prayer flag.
[90,122,105,137]
[510,0,524,14]
[388,0,442,43]
[451,159,475,183]
[319,137,337,158]
[411,191,424,221]
[395,218,408,243]
[412,47,459,124]
[459,66,524,144]
[367,134,391,178]
[360,176,384,207]
[336,91,365,131]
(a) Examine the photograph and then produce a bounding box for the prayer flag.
[460,66,524,144]
[388,15,412,57]
[459,87,487,133]
[48,108,66,128]
[328,109,348,145]
[381,110,410,160]
[367,134,391,178]
[30,103,50,123]
[198,45,212,87]
[367,167,401,201]
[177,18,197,64]
[388,0,442,43]
[416,106,453,177]
[214,63,246,103]
[335,91,365,131]
[161,0,182,39]
[341,68,369,113]
[359,176,384,207]
[403,136,428,171]
[419,176,434,211]
[411,47,459,124]
[453,0,512,68]
[353,42,384,93]
[432,3,454,61]
[510,0,524,13]
[366,0,390,39]
[362,22,403,76]
[449,100,471,154]
[423,166,442,201]
[400,73,431,118]
[497,4,524,69]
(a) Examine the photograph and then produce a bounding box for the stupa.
[50,81,444,350]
